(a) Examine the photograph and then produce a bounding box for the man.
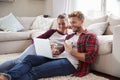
[65,11,99,76]
[0,11,99,80]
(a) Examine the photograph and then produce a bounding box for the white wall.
[44,0,53,16]
[0,0,45,17]
[0,0,70,18]
[51,0,67,17]
[44,0,69,18]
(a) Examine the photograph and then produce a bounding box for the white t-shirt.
[49,32,66,45]
[56,35,79,69]
[49,32,79,69]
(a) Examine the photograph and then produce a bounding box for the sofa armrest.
[113,25,120,63]
[0,31,31,42]
[31,30,46,39]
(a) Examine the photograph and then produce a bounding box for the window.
[106,0,120,16]
[73,0,102,17]
[72,0,120,17]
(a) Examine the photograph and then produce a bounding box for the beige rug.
[39,73,109,80]
[0,54,109,80]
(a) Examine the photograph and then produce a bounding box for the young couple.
[0,11,99,80]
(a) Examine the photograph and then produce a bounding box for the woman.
[0,14,68,72]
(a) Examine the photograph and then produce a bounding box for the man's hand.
[64,41,73,53]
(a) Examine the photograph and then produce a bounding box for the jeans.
[5,55,76,80]
[0,44,36,72]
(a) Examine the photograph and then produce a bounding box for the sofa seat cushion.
[0,30,38,41]
[0,53,20,63]
[97,35,113,55]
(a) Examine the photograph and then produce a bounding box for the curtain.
[51,0,73,17]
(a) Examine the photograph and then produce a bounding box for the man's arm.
[64,42,85,62]
[64,34,99,63]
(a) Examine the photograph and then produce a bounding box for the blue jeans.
[0,44,36,72]
[5,55,76,80]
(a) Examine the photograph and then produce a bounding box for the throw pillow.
[84,15,108,27]
[50,18,58,29]
[0,13,24,32]
[17,17,36,30]
[31,16,55,31]
[108,15,120,33]
[87,22,108,35]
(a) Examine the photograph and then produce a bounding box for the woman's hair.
[68,11,84,20]
[57,13,66,19]
[57,13,68,23]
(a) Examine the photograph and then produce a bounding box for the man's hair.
[68,11,84,20]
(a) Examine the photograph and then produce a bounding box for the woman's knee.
[23,55,48,63]
[23,55,35,62]
[25,55,34,59]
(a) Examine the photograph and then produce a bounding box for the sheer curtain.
[67,0,120,17]
[51,0,70,17]
[106,0,120,16]
[70,0,102,17]
[51,0,103,17]
[50,0,120,17]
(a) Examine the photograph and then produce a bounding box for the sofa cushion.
[17,17,36,30]
[105,15,120,35]
[31,16,54,31]
[104,25,111,35]
[97,35,113,55]
[87,22,108,35]
[0,30,38,41]
[0,40,32,54]
[84,15,108,27]
[0,13,24,32]
[50,18,58,29]
[31,30,47,38]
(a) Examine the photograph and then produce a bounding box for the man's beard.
[72,26,81,33]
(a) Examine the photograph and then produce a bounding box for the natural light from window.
[106,0,120,16]
[73,0,120,17]
[73,0,102,17]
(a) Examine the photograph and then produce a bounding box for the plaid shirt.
[66,30,99,77]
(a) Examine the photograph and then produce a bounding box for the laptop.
[33,38,53,58]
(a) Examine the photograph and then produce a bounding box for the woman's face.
[57,18,67,32]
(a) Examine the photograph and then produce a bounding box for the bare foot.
[0,74,8,80]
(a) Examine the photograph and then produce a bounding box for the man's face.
[69,17,83,33]
[57,18,67,31]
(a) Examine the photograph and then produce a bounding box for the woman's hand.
[51,43,60,55]
[52,49,60,55]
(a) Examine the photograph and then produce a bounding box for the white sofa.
[0,17,36,54]
[0,15,120,78]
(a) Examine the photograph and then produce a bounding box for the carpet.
[0,54,109,80]
[39,73,109,80]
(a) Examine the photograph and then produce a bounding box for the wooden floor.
[92,71,120,80]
